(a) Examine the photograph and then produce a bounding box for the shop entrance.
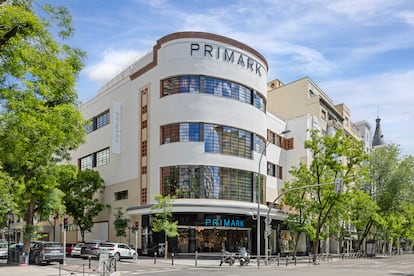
[177,226,251,253]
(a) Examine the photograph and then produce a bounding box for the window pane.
[180,123,189,142]
[214,79,222,96]
[204,77,214,94]
[80,155,93,170]
[222,81,231,97]
[231,83,239,100]
[189,123,200,141]
[85,120,93,134]
[179,76,190,93]
[189,76,200,93]
[96,111,110,129]
[96,148,109,166]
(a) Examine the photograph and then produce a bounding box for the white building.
[70,32,291,255]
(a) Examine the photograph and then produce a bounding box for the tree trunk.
[23,200,35,254]
[164,232,168,260]
[312,218,322,264]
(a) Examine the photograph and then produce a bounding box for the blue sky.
[42,0,414,156]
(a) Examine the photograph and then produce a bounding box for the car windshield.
[100,243,115,248]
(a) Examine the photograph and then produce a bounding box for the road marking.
[131,268,200,274]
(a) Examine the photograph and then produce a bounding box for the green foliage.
[283,130,368,261]
[151,194,178,238]
[0,166,15,227]
[0,1,85,251]
[114,207,128,238]
[58,166,107,242]
[366,145,414,250]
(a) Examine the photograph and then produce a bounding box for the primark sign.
[190,42,265,77]
[205,216,245,228]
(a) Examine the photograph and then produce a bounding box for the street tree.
[282,167,316,255]
[114,207,128,242]
[283,130,367,263]
[347,190,381,251]
[0,1,85,252]
[366,145,414,253]
[58,166,107,242]
[151,194,178,259]
[0,167,15,228]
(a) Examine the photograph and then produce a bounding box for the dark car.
[29,241,64,265]
[80,241,104,259]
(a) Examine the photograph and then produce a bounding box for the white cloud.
[85,49,145,84]
[396,10,414,26]
[320,70,414,155]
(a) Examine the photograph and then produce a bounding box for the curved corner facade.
[70,32,288,255]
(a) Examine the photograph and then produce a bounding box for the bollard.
[286,255,288,266]
[294,255,297,266]
[83,264,85,275]
[88,256,92,269]
[114,257,117,271]
[59,264,61,276]
[309,253,311,263]
[195,251,198,267]
[277,253,280,266]
[171,252,174,266]
[154,252,157,264]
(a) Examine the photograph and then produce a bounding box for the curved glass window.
[161,75,266,112]
[161,122,265,159]
[161,165,254,202]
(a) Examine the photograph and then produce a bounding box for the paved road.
[1,254,414,275]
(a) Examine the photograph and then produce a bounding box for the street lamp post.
[257,141,271,266]
[6,211,13,264]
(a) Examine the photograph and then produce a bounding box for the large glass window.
[85,110,110,134]
[96,148,110,166]
[96,111,110,129]
[79,147,110,170]
[80,155,93,170]
[161,122,265,159]
[161,75,266,112]
[161,165,254,202]
[204,124,253,159]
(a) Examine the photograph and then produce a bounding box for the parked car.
[80,241,104,259]
[70,243,83,257]
[65,243,75,256]
[29,241,64,265]
[98,243,137,261]
[0,240,8,259]
[143,243,165,257]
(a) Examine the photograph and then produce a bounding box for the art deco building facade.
[69,32,291,255]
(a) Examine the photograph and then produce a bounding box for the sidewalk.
[0,254,354,276]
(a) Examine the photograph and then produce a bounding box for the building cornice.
[129,31,268,81]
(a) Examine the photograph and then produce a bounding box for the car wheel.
[114,253,121,262]
[35,255,41,265]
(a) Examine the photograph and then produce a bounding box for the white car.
[0,241,7,259]
[70,243,83,257]
[99,243,137,261]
